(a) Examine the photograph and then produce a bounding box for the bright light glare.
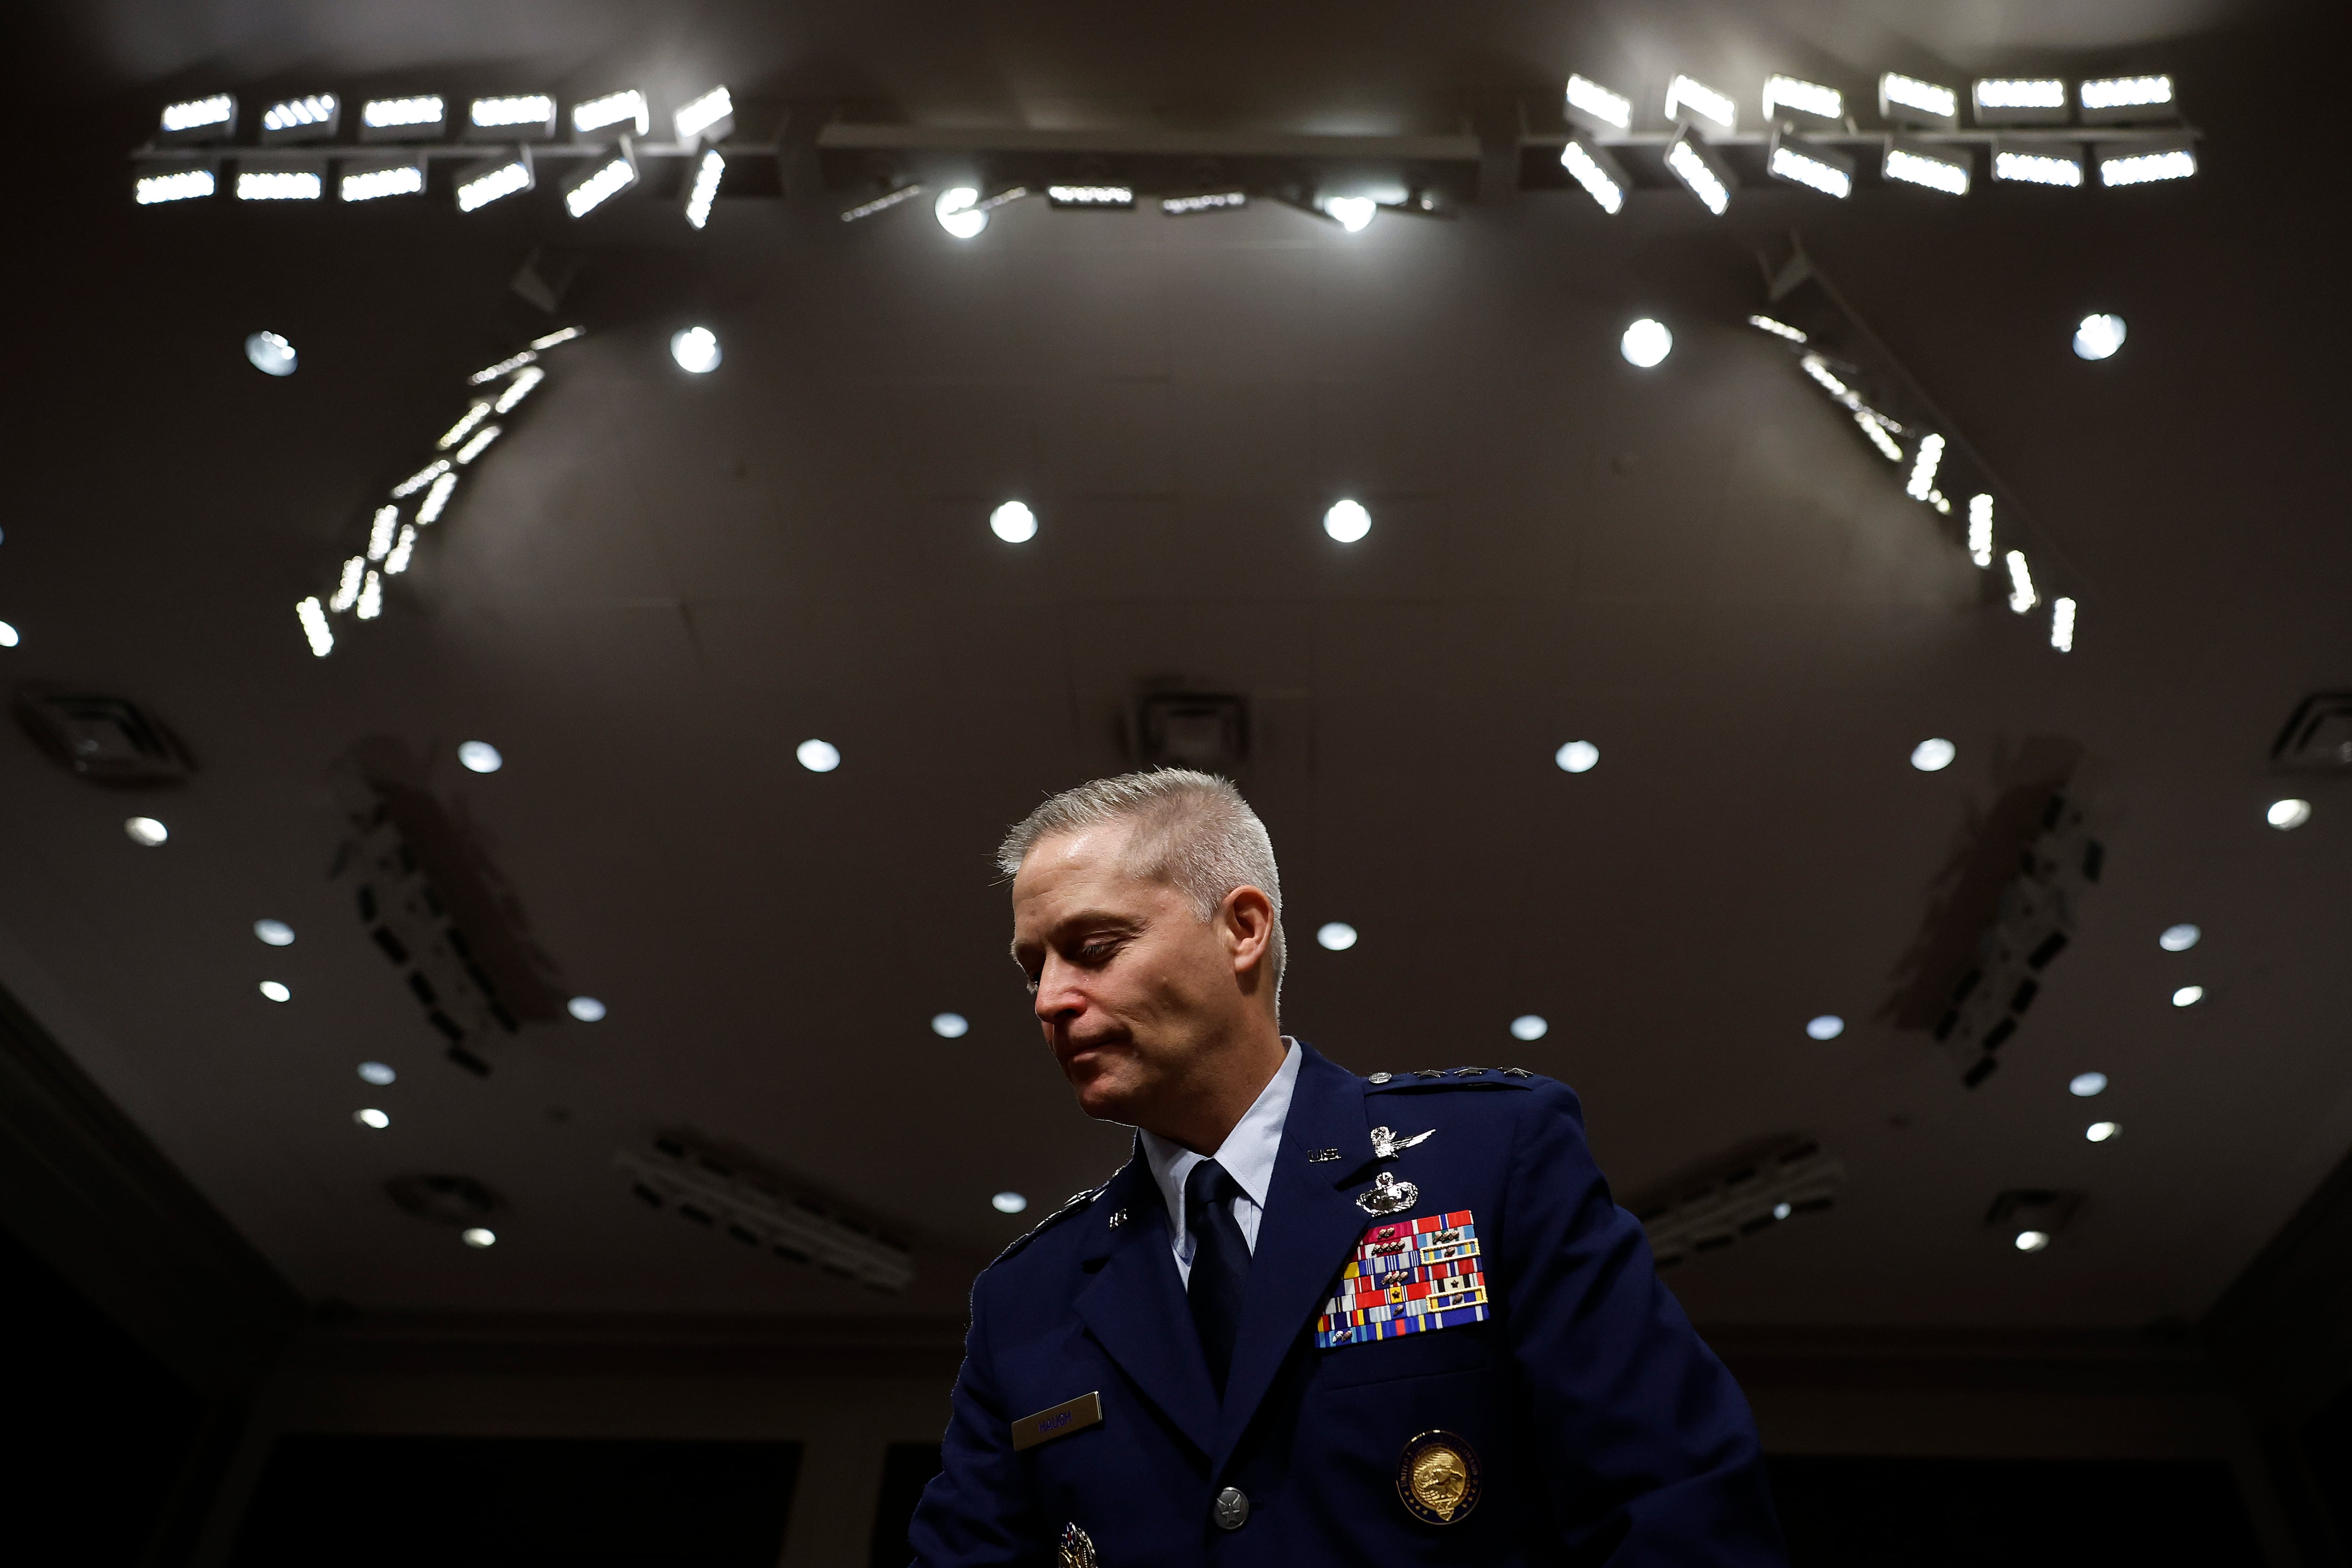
[2015,1229,2050,1252]
[2005,550,2037,613]
[1323,499,1371,542]
[2086,1121,2119,1143]
[366,506,399,561]
[1977,78,2066,110]
[1510,1014,1549,1042]
[356,1108,391,1129]
[416,472,458,525]
[1805,1014,1844,1040]
[2101,149,2196,186]
[990,501,1038,543]
[1906,433,1946,499]
[384,525,417,574]
[453,424,501,465]
[125,817,169,846]
[1994,151,2082,187]
[137,169,216,204]
[1856,411,1904,462]
[493,366,544,414]
[1316,922,1359,952]
[674,87,734,141]
[1621,318,1673,367]
[262,94,336,132]
[1773,1202,1794,1220]
[1664,138,1730,213]
[2158,923,2201,952]
[529,326,584,350]
[1162,191,1246,215]
[1967,494,1994,567]
[259,981,291,1003]
[1764,75,1842,120]
[572,89,648,135]
[1556,740,1600,773]
[1748,315,1806,342]
[2050,597,2077,653]
[567,995,607,1021]
[1911,738,1956,772]
[2074,314,2127,360]
[2081,76,2174,111]
[797,739,841,772]
[456,159,532,211]
[161,95,235,133]
[358,1061,396,1085]
[438,403,491,450]
[462,1227,497,1247]
[931,1012,970,1038]
[565,156,636,217]
[2267,798,2312,830]
[1881,73,1959,120]
[1769,143,1852,198]
[341,163,424,201]
[1565,74,1632,129]
[0,623,15,648]
[935,187,987,239]
[2171,985,2204,1008]
[1665,74,1736,130]
[328,557,365,613]
[670,326,722,373]
[356,570,382,621]
[1884,146,1970,194]
[457,740,504,773]
[1559,141,1624,214]
[1048,185,1133,206]
[245,331,298,376]
[254,919,295,946]
[362,96,444,129]
[1325,196,1377,231]
[2070,1071,2108,1097]
[992,1192,1029,1214]
[468,351,536,385]
[296,597,333,656]
[684,149,725,230]
[470,95,554,128]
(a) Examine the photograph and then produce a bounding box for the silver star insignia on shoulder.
[1502,1067,1533,1078]
[1414,1069,1445,1078]
[1367,1072,1393,1084]
[1453,1067,1488,1077]
[1369,1125,1435,1160]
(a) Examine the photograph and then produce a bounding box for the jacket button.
[1213,1487,1249,1530]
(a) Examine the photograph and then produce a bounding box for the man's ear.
[1221,885,1276,977]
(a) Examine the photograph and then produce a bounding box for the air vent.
[2272,692,2352,772]
[1136,692,1248,772]
[15,686,192,784]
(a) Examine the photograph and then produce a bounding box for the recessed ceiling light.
[2073,314,2127,361]
[2267,798,2312,830]
[1555,740,1599,773]
[355,1108,390,1129]
[990,501,1038,543]
[244,331,298,376]
[797,738,841,773]
[1324,195,1377,232]
[2158,923,2201,952]
[2014,1229,2050,1252]
[124,816,168,846]
[566,995,607,1022]
[2170,985,2204,1008]
[254,918,296,946]
[670,326,722,374]
[1621,318,1672,368]
[259,980,291,1003]
[931,1012,970,1038]
[1805,1014,1844,1040]
[358,1061,396,1085]
[1316,922,1359,951]
[0,622,16,648]
[2069,1071,2108,1097]
[1509,1014,1549,1041]
[456,740,503,773]
[2086,1121,2119,1143]
[1910,737,1956,772]
[1772,1202,1793,1220]
[992,1191,1029,1214]
[461,1226,497,1247]
[935,187,987,239]
[1323,499,1370,543]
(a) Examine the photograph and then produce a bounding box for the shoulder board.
[1362,1067,1540,1090]
[989,1181,1110,1267]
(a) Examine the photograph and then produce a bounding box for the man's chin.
[1064,1059,1143,1123]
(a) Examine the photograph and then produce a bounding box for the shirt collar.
[1139,1038,1303,1236]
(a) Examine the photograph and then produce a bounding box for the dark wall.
[871,1442,942,1568]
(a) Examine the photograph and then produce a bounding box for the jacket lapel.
[1212,1044,1373,1470]
[1075,1148,1222,1459]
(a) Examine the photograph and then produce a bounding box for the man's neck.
[1150,1019,1289,1155]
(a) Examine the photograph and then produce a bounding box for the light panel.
[415,471,458,524]
[437,403,493,450]
[391,460,450,498]
[340,155,426,202]
[2005,549,2037,613]
[2080,74,2175,123]
[1565,73,1632,131]
[1855,410,1904,462]
[674,87,734,142]
[1974,78,2069,125]
[1764,75,1842,122]
[1967,494,1994,567]
[1559,136,1628,214]
[1665,130,1732,214]
[329,556,366,612]
[236,162,325,200]
[468,95,556,138]
[1906,432,1946,499]
[456,151,533,211]
[1162,190,1247,215]
[366,505,400,561]
[159,94,236,143]
[467,350,536,384]
[493,366,544,413]
[1883,138,1971,194]
[1665,74,1736,132]
[1994,147,2084,186]
[259,94,339,144]
[528,326,584,350]
[135,164,215,204]
[357,569,382,620]
[1047,184,1135,207]
[360,96,446,141]
[935,186,986,239]
[1324,195,1377,231]
[2098,143,2195,186]
[453,425,502,465]
[1748,315,1806,342]
[683,148,725,229]
[1767,129,1853,198]
[384,524,418,575]
[562,149,638,217]
[2051,596,2077,652]
[1879,72,1958,127]
[296,597,334,657]
[572,89,649,136]
[842,184,925,222]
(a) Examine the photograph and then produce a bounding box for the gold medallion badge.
[1395,1430,1482,1525]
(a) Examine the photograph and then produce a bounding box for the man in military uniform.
[910,770,1785,1566]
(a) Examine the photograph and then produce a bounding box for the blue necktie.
[1184,1159,1252,1397]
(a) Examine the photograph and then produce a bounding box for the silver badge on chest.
[1369,1125,1433,1161]
[1356,1169,1419,1215]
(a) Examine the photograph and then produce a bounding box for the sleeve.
[1499,1080,1788,1567]
[906,1268,1046,1567]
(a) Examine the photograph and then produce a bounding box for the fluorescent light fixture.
[384,524,418,575]
[236,160,326,200]
[977,186,1030,212]
[1768,129,1853,198]
[2005,549,2036,612]
[842,183,925,222]
[1559,136,1629,215]
[1047,184,1135,207]
[1665,74,1736,132]
[1994,146,2084,186]
[2051,596,2077,652]
[1621,317,1672,367]
[671,326,721,373]
[1801,354,1852,401]
[1855,411,1904,462]
[340,155,426,201]
[392,460,451,497]
[1324,498,1371,542]
[438,403,493,449]
[453,424,501,465]
[1973,78,2069,125]
[674,86,734,142]
[135,162,216,204]
[357,570,382,620]
[456,150,533,211]
[366,505,400,560]
[1764,75,1842,122]
[683,148,725,229]
[1664,129,1733,214]
[329,556,366,612]
[1883,137,1971,194]
[1879,72,1958,127]
[493,366,543,413]
[296,597,334,656]
[416,471,458,524]
[528,326,583,350]
[468,95,556,138]
[158,94,236,143]
[467,350,536,384]
[1906,432,1946,499]
[1324,195,1377,231]
[562,146,638,217]
[572,89,648,136]
[1967,494,1994,567]
[259,93,338,144]
[1162,189,1247,215]
[935,186,987,239]
[1748,315,1806,342]
[360,95,446,141]
[1565,73,1632,131]
[2080,74,2175,123]
[2098,142,2195,186]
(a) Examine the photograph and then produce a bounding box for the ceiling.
[1,0,2345,1332]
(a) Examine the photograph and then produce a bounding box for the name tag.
[1011,1390,1103,1452]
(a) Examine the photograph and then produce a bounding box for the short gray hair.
[998,769,1285,999]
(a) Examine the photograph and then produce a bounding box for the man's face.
[1009,824,1243,1126]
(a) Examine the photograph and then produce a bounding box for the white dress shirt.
[1138,1039,1303,1287]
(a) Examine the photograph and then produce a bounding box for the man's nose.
[1033,958,1086,1024]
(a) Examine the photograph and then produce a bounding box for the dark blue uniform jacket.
[910,1043,1785,1566]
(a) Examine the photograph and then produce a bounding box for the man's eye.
[1076,942,1116,964]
